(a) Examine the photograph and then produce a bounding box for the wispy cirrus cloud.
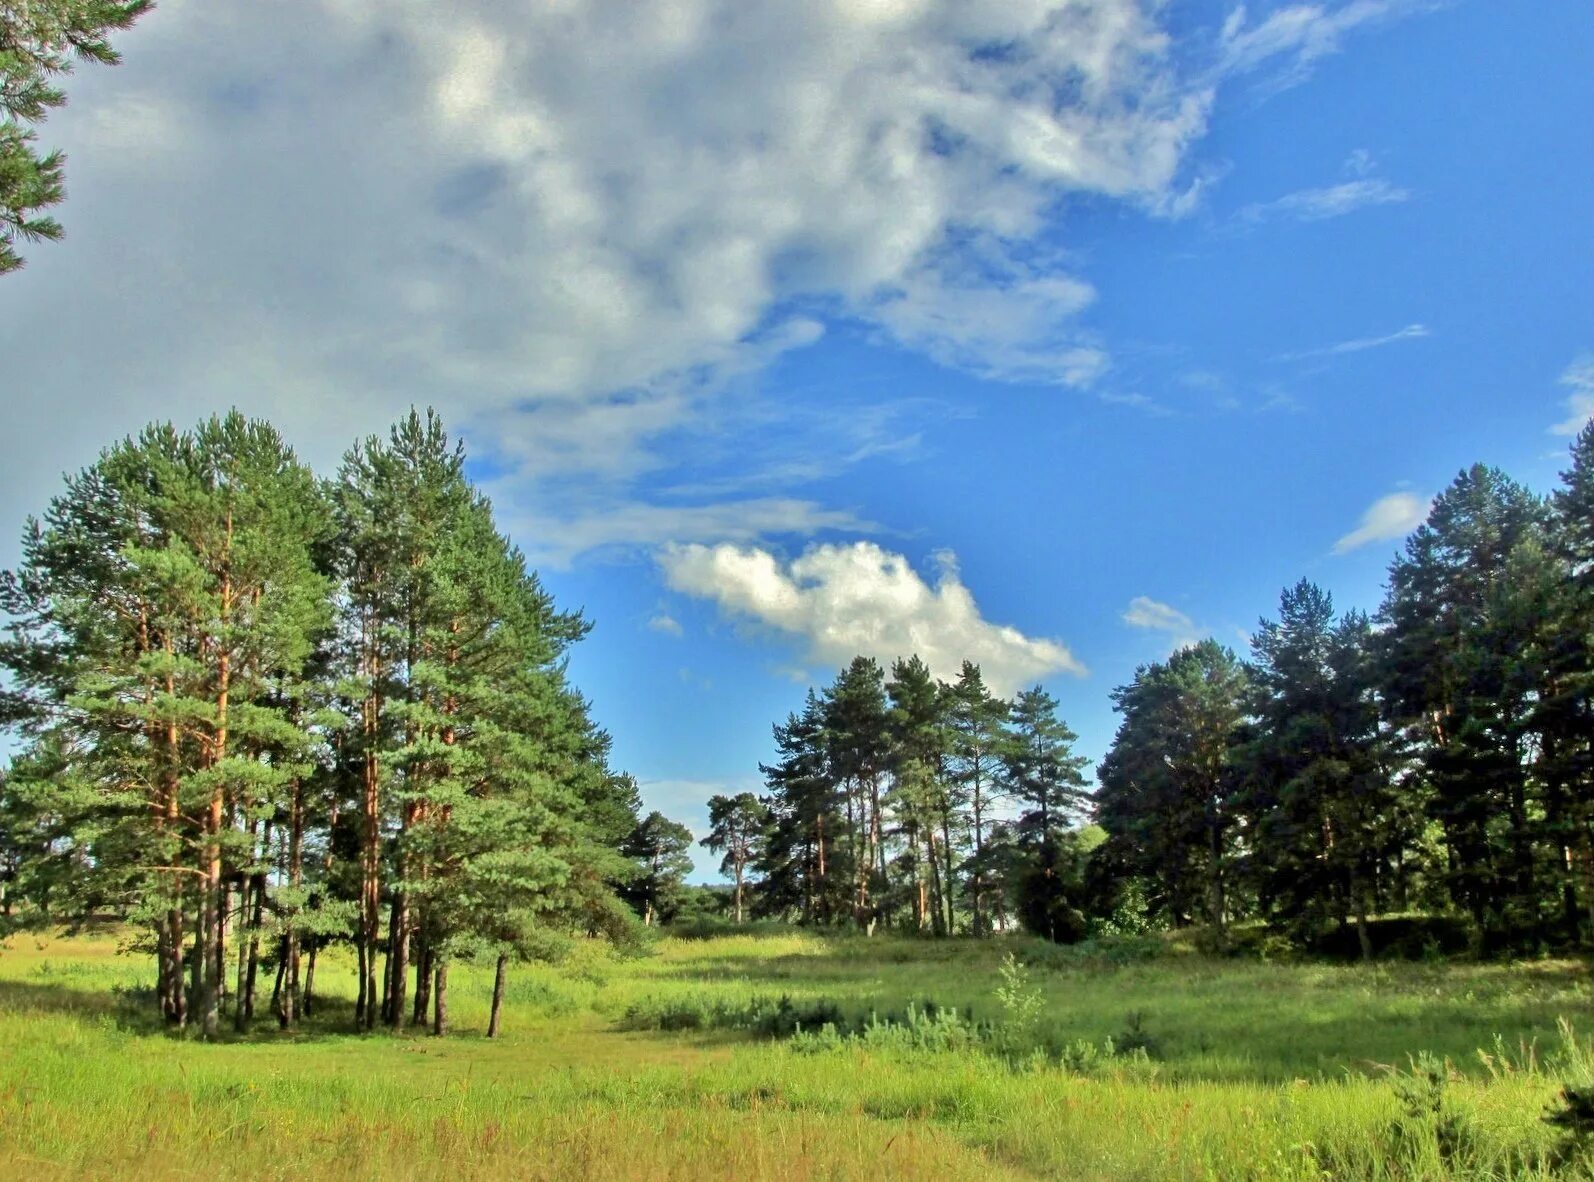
[1220,1,1443,89]
[502,497,879,569]
[1122,596,1203,652]
[1333,491,1431,554]
[1550,356,1594,437]
[1238,177,1409,224]
[1272,323,1429,363]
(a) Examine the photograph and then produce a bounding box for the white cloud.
[1238,177,1409,224]
[1099,390,1174,416]
[1220,1,1437,86]
[648,613,684,637]
[1122,596,1202,651]
[1550,356,1594,437]
[1273,323,1429,362]
[1333,491,1431,554]
[0,2,1442,570]
[0,0,1238,569]
[658,541,1082,696]
[501,497,878,569]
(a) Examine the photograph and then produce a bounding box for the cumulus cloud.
[1550,356,1594,437]
[1333,491,1431,554]
[648,613,684,637]
[658,541,1082,696]
[0,1,1435,567]
[0,0,1221,559]
[1122,596,1202,651]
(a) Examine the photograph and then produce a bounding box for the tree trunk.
[188,906,203,1018]
[200,546,234,1042]
[432,960,449,1036]
[271,936,288,1022]
[165,907,186,1027]
[940,807,956,936]
[926,831,946,937]
[413,940,432,1026]
[815,814,827,924]
[303,942,317,1018]
[971,765,986,938]
[280,781,304,1029]
[1207,801,1227,948]
[355,939,368,1027]
[388,896,409,1028]
[1352,865,1374,962]
[233,876,250,1032]
[198,869,220,1039]
[360,621,382,1033]
[487,953,508,1038]
[244,872,265,1020]
[380,909,396,1024]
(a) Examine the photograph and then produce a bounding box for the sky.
[2,1,1591,876]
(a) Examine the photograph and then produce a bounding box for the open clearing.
[3,931,1592,1180]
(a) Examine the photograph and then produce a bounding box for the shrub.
[1386,1052,1476,1168]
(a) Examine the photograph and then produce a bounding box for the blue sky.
[2,1,1591,875]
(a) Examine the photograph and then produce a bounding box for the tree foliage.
[0,409,650,1037]
[0,0,152,273]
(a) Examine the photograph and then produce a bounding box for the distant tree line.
[729,437,1594,958]
[714,656,1095,940]
[1097,444,1594,959]
[0,410,678,1039]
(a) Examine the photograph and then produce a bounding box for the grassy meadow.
[3,929,1593,1180]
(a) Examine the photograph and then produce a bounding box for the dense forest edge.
[6,407,1594,1055]
[0,410,660,1040]
[675,435,1594,971]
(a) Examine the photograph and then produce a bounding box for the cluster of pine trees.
[1097,444,1594,958]
[0,411,654,1038]
[729,440,1594,959]
[713,656,1094,940]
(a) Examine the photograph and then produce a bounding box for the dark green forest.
[726,442,1594,959]
[8,412,1594,1051]
[0,411,659,1039]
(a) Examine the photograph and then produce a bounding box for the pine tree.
[1096,642,1248,938]
[755,692,843,923]
[1543,425,1594,943]
[822,657,891,932]
[1237,581,1406,957]
[0,414,332,1035]
[0,1,152,273]
[621,811,694,926]
[947,662,1009,936]
[702,793,768,923]
[1000,686,1090,943]
[886,656,957,935]
[1379,465,1548,946]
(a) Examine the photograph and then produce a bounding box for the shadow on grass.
[626,948,1592,1083]
[0,978,423,1046]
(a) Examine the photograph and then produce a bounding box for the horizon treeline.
[0,410,659,1039]
[712,656,1093,941]
[727,432,1594,959]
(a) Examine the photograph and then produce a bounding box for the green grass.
[2,928,1592,1179]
